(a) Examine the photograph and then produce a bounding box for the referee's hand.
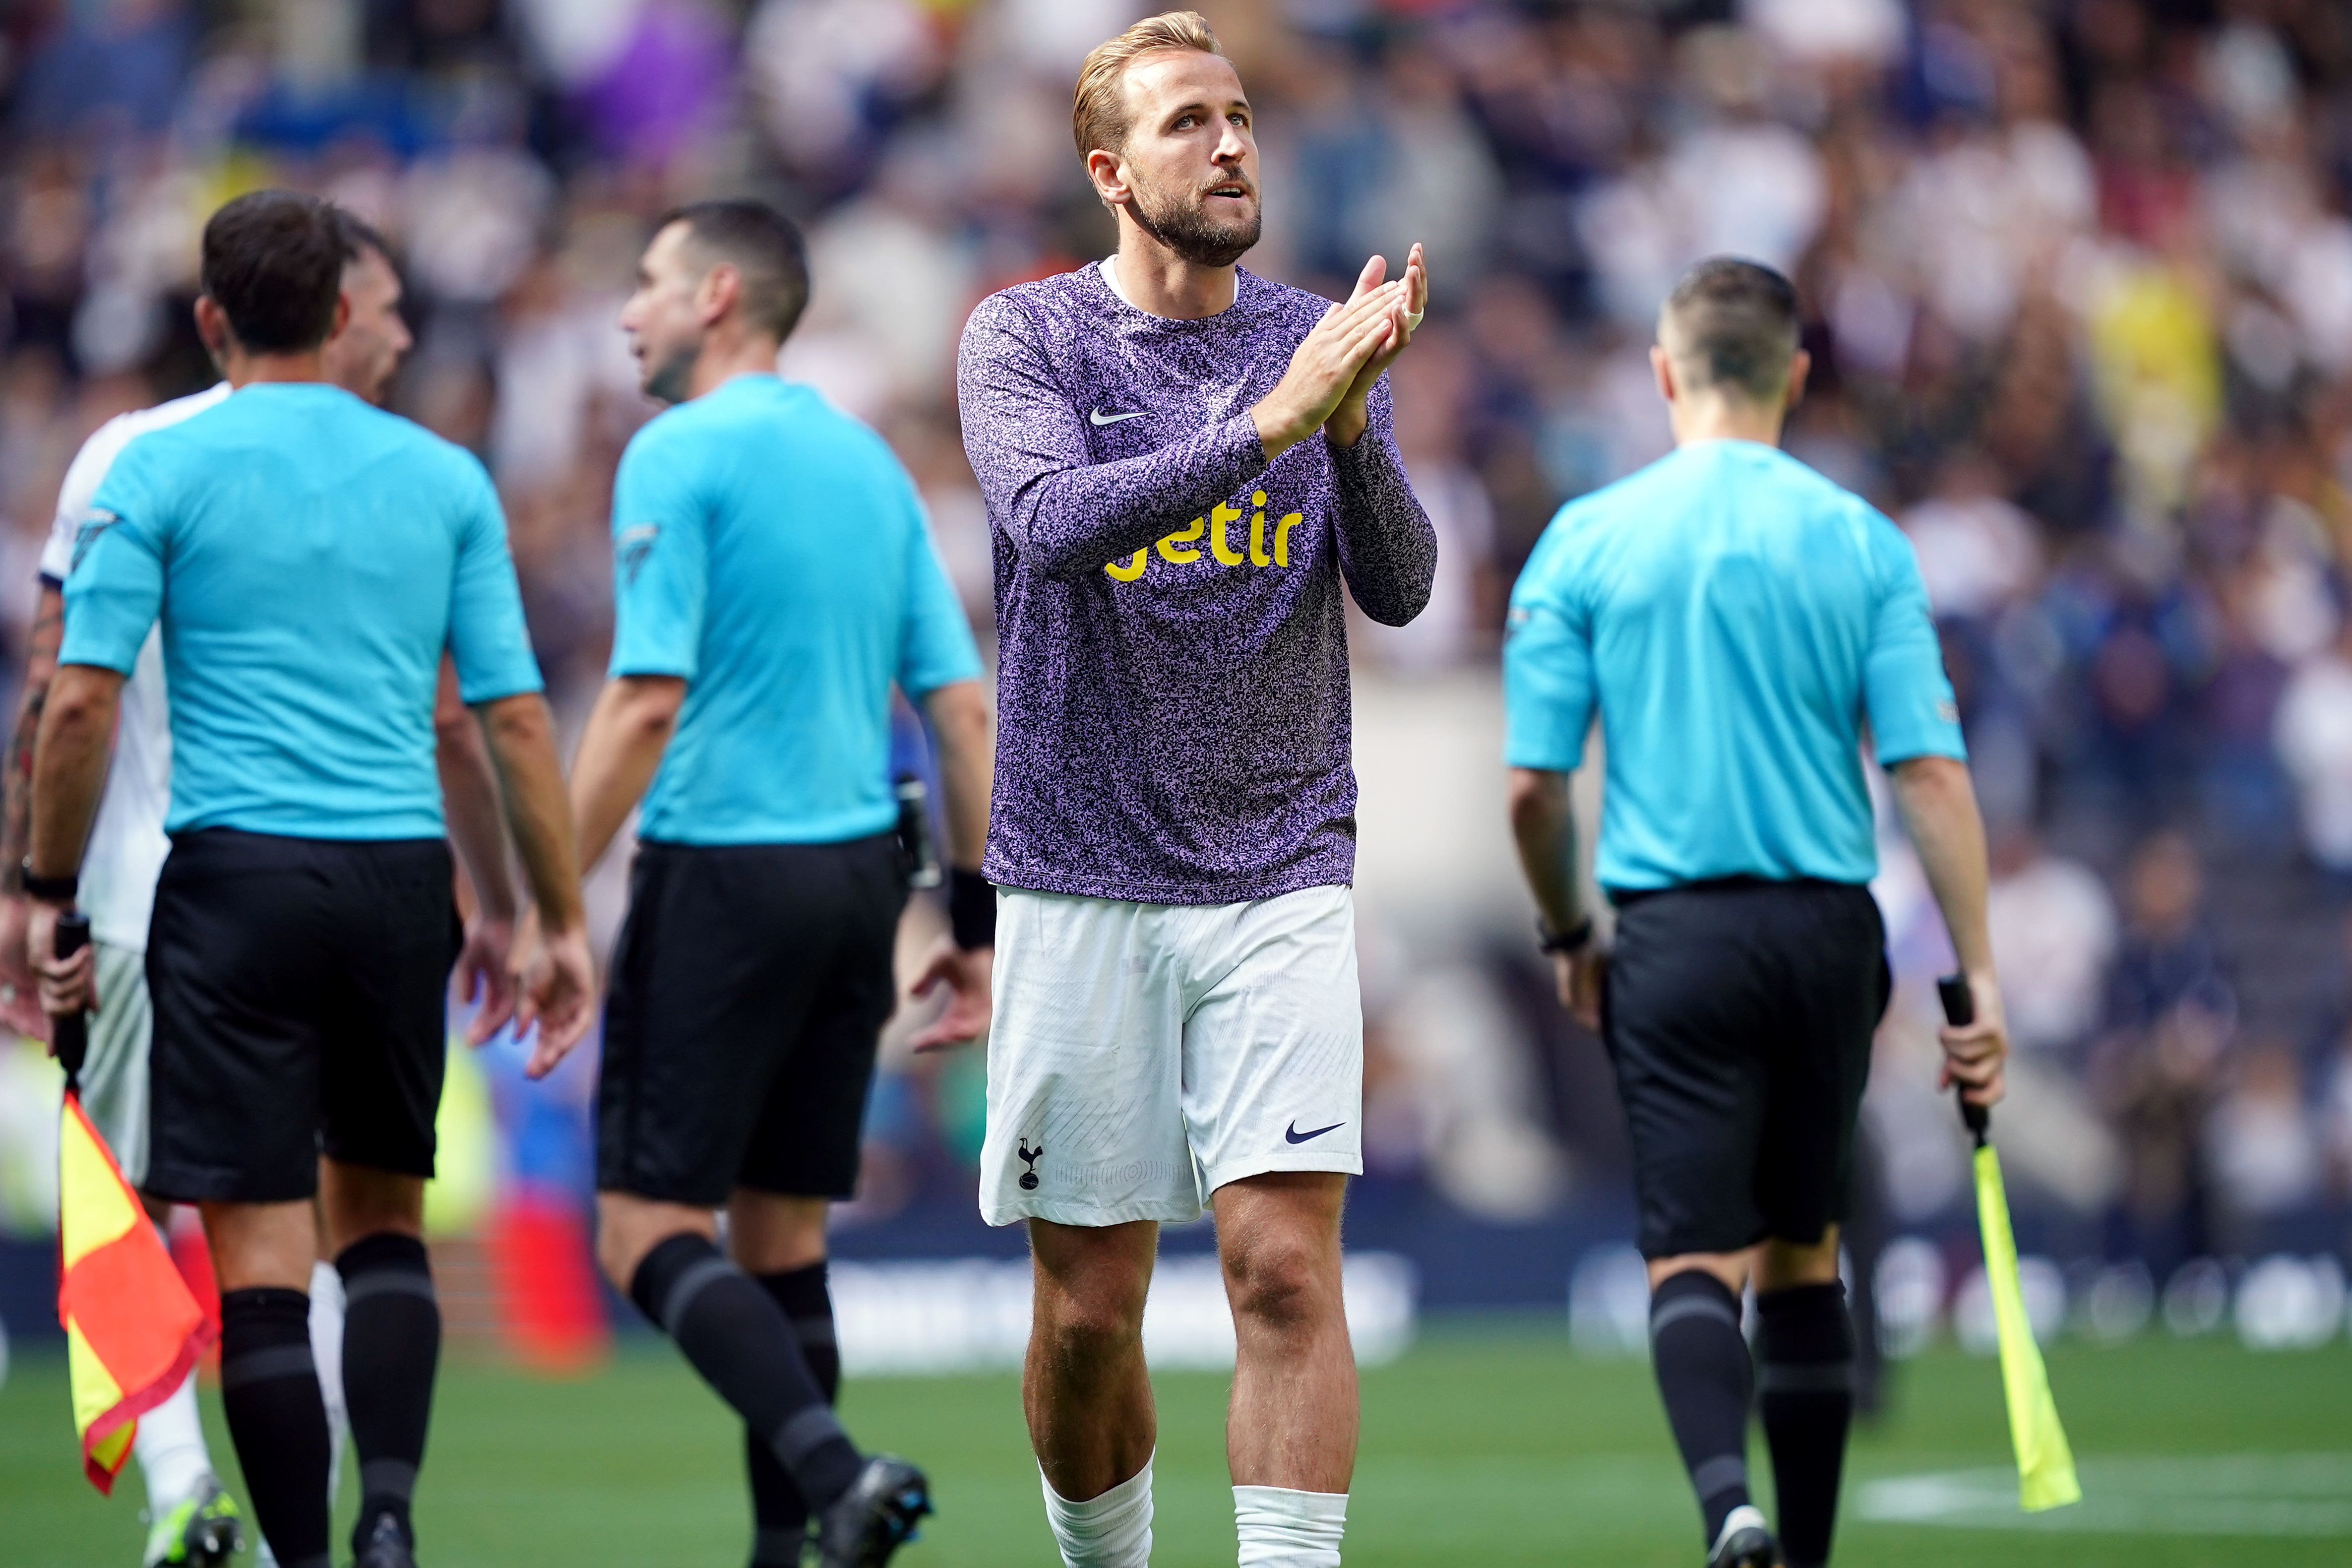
[27,900,96,1024]
[909,940,991,1053]
[0,896,49,1039]
[1552,948,1606,1033]
[1939,971,2010,1109]
[512,918,596,1079]
[454,911,518,1046]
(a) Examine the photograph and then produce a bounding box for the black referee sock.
[630,1233,865,1513]
[743,1262,841,1567]
[219,1287,333,1568]
[338,1232,441,1556]
[1649,1270,1754,1549]
[1756,1282,1856,1568]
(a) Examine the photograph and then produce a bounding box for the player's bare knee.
[1032,1253,1149,1378]
[594,1195,708,1290]
[320,1162,426,1256]
[1647,1252,1747,1295]
[1036,1272,1148,1369]
[726,1191,828,1274]
[1223,1234,1336,1340]
[593,1223,641,1291]
[1756,1231,1841,1292]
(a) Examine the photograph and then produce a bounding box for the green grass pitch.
[4,1324,2346,1565]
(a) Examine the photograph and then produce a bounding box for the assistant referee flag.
[1941,976,2079,1513]
[58,1092,208,1492]
[52,912,208,1493]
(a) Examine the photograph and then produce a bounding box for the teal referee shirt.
[609,374,983,846]
[62,383,543,839]
[1503,439,1965,891]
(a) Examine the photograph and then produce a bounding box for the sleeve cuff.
[1503,739,1587,773]
[1325,417,1405,481]
[1876,736,1970,767]
[607,656,696,682]
[55,644,138,678]
[1221,412,1272,482]
[457,673,547,705]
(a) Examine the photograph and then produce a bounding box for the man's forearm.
[1,586,65,892]
[1003,417,1268,580]
[436,661,516,919]
[961,307,1273,581]
[29,665,124,880]
[479,693,586,932]
[1329,427,1436,627]
[1891,754,1993,975]
[923,680,993,871]
[1507,767,1583,933]
[567,678,679,875]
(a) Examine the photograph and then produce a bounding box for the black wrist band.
[20,861,76,904]
[949,868,996,951]
[1537,916,1592,956]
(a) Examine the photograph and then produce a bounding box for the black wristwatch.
[1537,916,1593,956]
[20,859,77,905]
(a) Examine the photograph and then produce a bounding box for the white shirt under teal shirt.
[60,382,543,840]
[609,374,983,846]
[1503,439,1966,891]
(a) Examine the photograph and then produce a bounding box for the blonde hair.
[1071,11,1226,161]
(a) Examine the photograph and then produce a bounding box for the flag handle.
[51,910,90,1092]
[1935,973,1990,1145]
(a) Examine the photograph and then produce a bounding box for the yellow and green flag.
[1971,1136,2081,1511]
[58,1088,209,1493]
[1938,973,2080,1513]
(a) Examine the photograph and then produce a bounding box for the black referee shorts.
[1601,878,1890,1259]
[145,829,460,1205]
[596,834,906,1207]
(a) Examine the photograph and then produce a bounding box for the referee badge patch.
[71,509,122,574]
[617,523,659,586]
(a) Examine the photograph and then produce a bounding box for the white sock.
[310,1258,348,1504]
[131,1365,212,1514]
[1042,1453,1154,1568]
[1234,1486,1347,1568]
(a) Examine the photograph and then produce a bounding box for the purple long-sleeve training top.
[956,262,1438,906]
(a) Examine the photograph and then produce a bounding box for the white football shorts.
[79,941,155,1190]
[979,884,1363,1228]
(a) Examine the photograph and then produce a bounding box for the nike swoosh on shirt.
[1285,1120,1346,1145]
[1089,409,1148,426]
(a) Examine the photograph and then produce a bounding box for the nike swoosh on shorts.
[1285,1120,1346,1144]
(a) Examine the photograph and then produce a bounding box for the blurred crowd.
[4,0,2352,1275]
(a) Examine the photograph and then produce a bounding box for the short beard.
[356,351,397,408]
[641,340,698,405]
[1125,175,1260,270]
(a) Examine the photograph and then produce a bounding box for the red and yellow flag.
[58,1088,209,1493]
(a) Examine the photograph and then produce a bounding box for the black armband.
[949,868,996,951]
[20,860,77,905]
[1537,916,1593,956]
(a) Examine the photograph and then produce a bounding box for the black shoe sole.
[1709,1526,1780,1568]
[186,1517,242,1567]
[868,1479,932,1561]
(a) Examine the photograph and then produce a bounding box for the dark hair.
[1661,256,1800,401]
[199,190,347,353]
[334,208,396,270]
[656,200,811,344]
